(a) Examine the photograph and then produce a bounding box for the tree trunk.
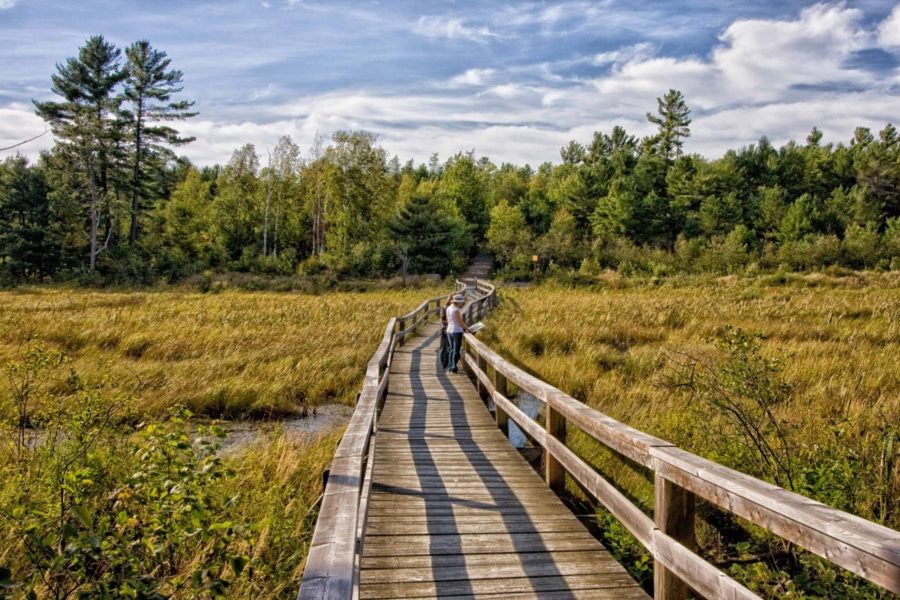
[89,194,99,271]
[263,155,272,256]
[129,97,144,246]
[273,206,280,258]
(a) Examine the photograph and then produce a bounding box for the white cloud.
[481,83,535,100]
[878,5,900,48]
[713,3,870,96]
[447,68,496,87]
[4,2,898,170]
[0,104,54,156]
[0,0,18,9]
[593,42,655,66]
[412,16,497,42]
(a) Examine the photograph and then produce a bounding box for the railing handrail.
[298,281,472,600]
[462,326,900,598]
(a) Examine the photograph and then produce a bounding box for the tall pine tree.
[389,194,460,275]
[34,35,126,270]
[647,89,692,161]
[123,40,196,246]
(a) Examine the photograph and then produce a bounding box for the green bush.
[842,223,880,269]
[0,348,250,598]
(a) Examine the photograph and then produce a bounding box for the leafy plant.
[664,327,796,489]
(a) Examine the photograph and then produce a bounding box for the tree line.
[2,37,899,284]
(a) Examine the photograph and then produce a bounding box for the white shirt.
[446,304,465,334]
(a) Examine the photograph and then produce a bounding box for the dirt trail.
[458,253,493,284]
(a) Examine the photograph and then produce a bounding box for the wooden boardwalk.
[359,322,649,600]
[299,280,899,600]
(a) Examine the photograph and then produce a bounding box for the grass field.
[482,271,899,596]
[2,276,896,598]
[0,285,446,421]
[0,284,448,599]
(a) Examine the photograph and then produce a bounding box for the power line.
[0,129,50,152]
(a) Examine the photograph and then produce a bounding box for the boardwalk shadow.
[402,326,577,599]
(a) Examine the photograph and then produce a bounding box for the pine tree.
[123,40,196,246]
[388,194,459,275]
[33,35,126,270]
[0,157,60,278]
[646,89,692,161]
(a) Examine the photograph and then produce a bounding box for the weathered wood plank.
[299,455,362,600]
[360,549,614,570]
[651,530,761,600]
[359,573,643,599]
[361,557,628,583]
[364,519,587,536]
[431,589,649,600]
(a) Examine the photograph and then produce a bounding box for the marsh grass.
[485,272,899,597]
[0,286,445,420]
[0,281,449,599]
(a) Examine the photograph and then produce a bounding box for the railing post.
[654,473,695,600]
[397,317,405,346]
[476,353,488,401]
[461,337,469,376]
[493,369,508,437]
[545,395,566,491]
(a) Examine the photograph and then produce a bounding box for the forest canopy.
[2,36,900,284]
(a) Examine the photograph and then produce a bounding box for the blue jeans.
[447,332,463,371]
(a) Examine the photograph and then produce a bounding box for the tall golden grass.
[0,286,445,420]
[0,285,449,599]
[482,271,899,594]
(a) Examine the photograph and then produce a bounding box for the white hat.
[452,293,466,303]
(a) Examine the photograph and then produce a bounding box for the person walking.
[439,295,453,370]
[445,293,469,374]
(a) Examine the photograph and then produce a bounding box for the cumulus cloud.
[412,16,497,42]
[0,0,18,9]
[878,5,900,48]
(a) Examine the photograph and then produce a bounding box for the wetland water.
[218,403,353,453]
[218,385,541,454]
[491,390,542,448]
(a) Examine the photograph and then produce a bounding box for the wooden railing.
[461,313,900,598]
[298,280,481,600]
[299,277,898,599]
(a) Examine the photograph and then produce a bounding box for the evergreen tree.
[388,194,461,275]
[559,141,586,166]
[0,157,60,279]
[33,35,127,271]
[646,89,692,161]
[123,40,196,245]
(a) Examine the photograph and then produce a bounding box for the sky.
[1,0,899,167]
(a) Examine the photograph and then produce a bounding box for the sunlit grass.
[483,272,899,595]
[0,285,446,420]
